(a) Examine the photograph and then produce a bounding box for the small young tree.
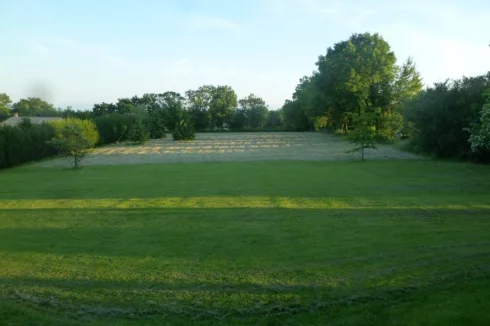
[347,111,378,161]
[48,119,99,168]
[172,115,195,141]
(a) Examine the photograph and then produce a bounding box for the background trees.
[209,85,237,129]
[2,31,488,163]
[237,94,269,129]
[186,86,213,131]
[404,73,490,159]
[12,97,57,117]
[157,91,186,131]
[0,93,12,122]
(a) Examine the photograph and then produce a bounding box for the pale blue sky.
[1,0,489,109]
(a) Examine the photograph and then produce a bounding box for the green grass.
[1,160,490,325]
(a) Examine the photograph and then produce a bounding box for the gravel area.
[35,132,419,167]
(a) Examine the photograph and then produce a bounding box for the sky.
[1,0,489,110]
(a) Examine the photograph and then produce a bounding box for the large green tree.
[238,94,269,129]
[157,92,186,131]
[281,100,311,131]
[283,33,422,138]
[0,93,12,122]
[137,93,167,138]
[186,85,214,131]
[209,85,237,128]
[12,97,57,117]
[316,33,397,118]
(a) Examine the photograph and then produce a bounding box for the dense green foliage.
[186,86,213,131]
[0,93,12,122]
[93,113,137,145]
[12,97,58,117]
[347,111,377,161]
[404,73,490,160]
[60,107,93,120]
[468,92,490,158]
[127,119,150,144]
[0,120,56,169]
[1,32,488,161]
[1,160,490,325]
[49,119,99,168]
[172,114,196,141]
[281,33,423,138]
[234,94,269,130]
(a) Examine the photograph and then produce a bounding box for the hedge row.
[0,121,56,169]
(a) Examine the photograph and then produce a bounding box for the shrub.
[172,117,195,141]
[48,119,99,168]
[128,119,150,144]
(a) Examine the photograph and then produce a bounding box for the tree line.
[2,31,490,164]
[0,87,284,132]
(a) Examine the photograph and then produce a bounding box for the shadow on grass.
[0,207,489,258]
[2,268,490,322]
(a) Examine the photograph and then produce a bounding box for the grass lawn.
[1,160,490,325]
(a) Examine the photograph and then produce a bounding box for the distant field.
[1,160,490,325]
[36,132,417,167]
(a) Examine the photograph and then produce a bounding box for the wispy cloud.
[189,14,242,31]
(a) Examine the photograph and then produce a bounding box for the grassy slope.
[1,160,490,325]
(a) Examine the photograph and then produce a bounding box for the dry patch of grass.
[36,132,418,167]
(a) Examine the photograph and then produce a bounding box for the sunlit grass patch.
[2,197,490,210]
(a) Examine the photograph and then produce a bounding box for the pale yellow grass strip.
[0,197,489,210]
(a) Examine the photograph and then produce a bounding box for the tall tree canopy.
[238,94,269,129]
[157,91,186,130]
[209,85,237,128]
[282,32,423,139]
[186,85,214,131]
